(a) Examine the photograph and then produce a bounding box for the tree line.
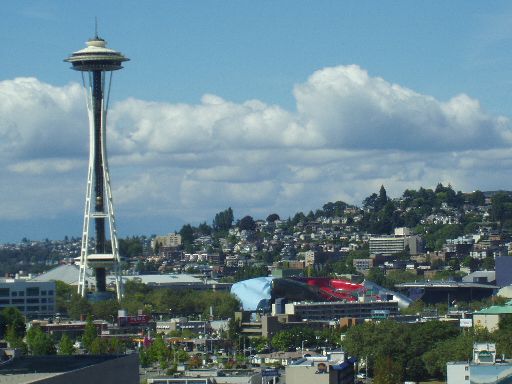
[56,280,240,321]
[342,317,512,382]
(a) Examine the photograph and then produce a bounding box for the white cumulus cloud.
[0,65,511,239]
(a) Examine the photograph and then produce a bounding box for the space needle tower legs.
[65,34,129,301]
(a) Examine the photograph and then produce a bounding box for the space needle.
[65,32,128,301]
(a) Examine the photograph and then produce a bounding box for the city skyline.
[1,1,512,241]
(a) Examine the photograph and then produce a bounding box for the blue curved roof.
[231,276,274,311]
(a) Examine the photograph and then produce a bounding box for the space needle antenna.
[95,17,98,38]
[65,28,129,302]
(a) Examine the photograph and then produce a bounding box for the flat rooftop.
[396,281,498,289]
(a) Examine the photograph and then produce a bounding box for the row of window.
[0,298,54,304]
[0,288,54,297]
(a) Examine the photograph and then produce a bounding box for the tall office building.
[65,33,129,301]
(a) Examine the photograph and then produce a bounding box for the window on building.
[0,300,9,304]
[11,291,17,297]
[27,298,39,304]
[0,289,9,297]
[19,291,24,296]
[41,291,46,296]
[12,299,24,304]
[26,287,39,297]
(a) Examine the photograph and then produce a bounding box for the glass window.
[26,287,39,297]
[11,291,17,297]
[19,291,24,297]
[12,299,24,304]
[27,298,39,304]
[0,289,9,297]
[41,298,47,303]
[41,291,46,296]
[48,290,54,295]
[0,299,9,304]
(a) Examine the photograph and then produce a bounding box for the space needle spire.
[65,33,129,301]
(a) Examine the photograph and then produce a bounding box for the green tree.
[321,201,348,217]
[462,256,479,272]
[424,224,464,251]
[493,314,512,357]
[266,213,280,222]
[91,299,119,322]
[118,236,143,258]
[179,224,195,246]
[106,337,126,354]
[148,333,171,368]
[491,192,512,229]
[238,215,256,231]
[367,268,388,288]
[212,208,234,232]
[373,355,403,384]
[0,307,25,339]
[227,318,241,341]
[271,330,295,351]
[271,327,315,351]
[482,254,495,270]
[5,324,27,352]
[467,190,485,206]
[197,222,212,236]
[26,326,56,355]
[378,185,389,210]
[89,337,106,355]
[58,334,75,355]
[422,331,472,379]
[55,280,75,315]
[67,292,93,320]
[139,348,152,367]
[82,315,98,352]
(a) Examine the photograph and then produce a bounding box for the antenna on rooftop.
[94,16,98,38]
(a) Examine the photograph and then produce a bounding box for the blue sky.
[3,1,510,112]
[1,1,512,242]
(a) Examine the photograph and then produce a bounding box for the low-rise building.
[352,258,373,273]
[447,343,512,384]
[147,369,261,384]
[153,233,182,249]
[286,350,356,384]
[0,279,56,318]
[252,351,307,366]
[473,302,512,332]
[284,300,399,322]
[369,230,423,256]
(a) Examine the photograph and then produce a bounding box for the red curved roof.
[291,277,365,302]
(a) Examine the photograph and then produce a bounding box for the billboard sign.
[262,369,279,377]
[460,318,473,328]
